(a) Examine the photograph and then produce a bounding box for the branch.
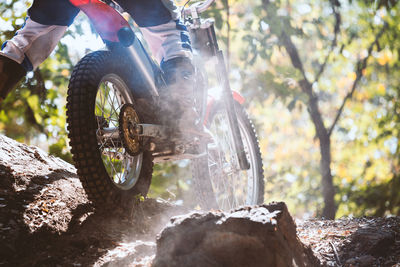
[279,31,330,141]
[328,23,388,137]
[314,0,341,83]
[280,32,310,92]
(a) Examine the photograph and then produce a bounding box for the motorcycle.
[67,0,264,210]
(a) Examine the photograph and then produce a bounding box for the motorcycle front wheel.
[66,51,153,208]
[192,101,264,210]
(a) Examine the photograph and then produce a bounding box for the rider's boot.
[160,57,212,141]
[0,55,26,104]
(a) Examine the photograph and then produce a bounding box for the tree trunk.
[266,8,338,218]
[319,129,335,218]
[307,88,336,219]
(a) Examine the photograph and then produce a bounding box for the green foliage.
[148,161,194,206]
[340,10,400,216]
[0,0,72,162]
[49,139,73,164]
[214,0,400,217]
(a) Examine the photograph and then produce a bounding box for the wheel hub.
[119,104,142,156]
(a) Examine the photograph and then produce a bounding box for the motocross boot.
[0,55,26,104]
[160,57,211,141]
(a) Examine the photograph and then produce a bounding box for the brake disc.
[119,104,142,156]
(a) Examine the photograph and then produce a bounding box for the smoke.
[93,198,190,266]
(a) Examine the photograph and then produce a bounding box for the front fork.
[215,51,250,170]
[200,20,250,170]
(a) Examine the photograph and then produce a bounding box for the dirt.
[297,217,400,267]
[0,134,399,266]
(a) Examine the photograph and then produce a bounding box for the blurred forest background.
[1,0,399,219]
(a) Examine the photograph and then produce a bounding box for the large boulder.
[0,134,88,263]
[0,134,189,266]
[153,202,320,267]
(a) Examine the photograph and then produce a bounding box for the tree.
[234,0,394,218]
[341,2,400,215]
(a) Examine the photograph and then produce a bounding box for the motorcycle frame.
[69,0,249,168]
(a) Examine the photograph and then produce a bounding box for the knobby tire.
[66,51,153,209]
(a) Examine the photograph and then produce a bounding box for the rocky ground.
[0,134,399,266]
[298,217,400,266]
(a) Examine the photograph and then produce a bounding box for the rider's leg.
[0,0,79,103]
[0,55,26,103]
[115,0,192,63]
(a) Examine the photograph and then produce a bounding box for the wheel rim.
[208,108,258,210]
[94,74,143,190]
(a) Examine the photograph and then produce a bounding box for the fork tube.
[117,27,160,97]
[216,51,250,170]
[207,22,250,170]
[126,43,159,96]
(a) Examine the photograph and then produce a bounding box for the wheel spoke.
[206,107,258,210]
[93,74,143,190]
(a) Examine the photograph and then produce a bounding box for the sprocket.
[119,103,142,156]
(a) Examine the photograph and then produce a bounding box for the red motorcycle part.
[69,0,130,42]
[204,90,245,125]
[232,90,245,105]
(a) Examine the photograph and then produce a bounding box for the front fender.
[69,0,129,43]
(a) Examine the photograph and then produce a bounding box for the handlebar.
[183,0,215,16]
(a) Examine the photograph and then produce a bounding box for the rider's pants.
[0,0,192,71]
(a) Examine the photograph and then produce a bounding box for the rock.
[350,227,395,257]
[153,202,320,267]
[0,134,188,266]
[0,134,88,265]
[344,255,375,267]
[0,135,76,186]
[0,135,87,234]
